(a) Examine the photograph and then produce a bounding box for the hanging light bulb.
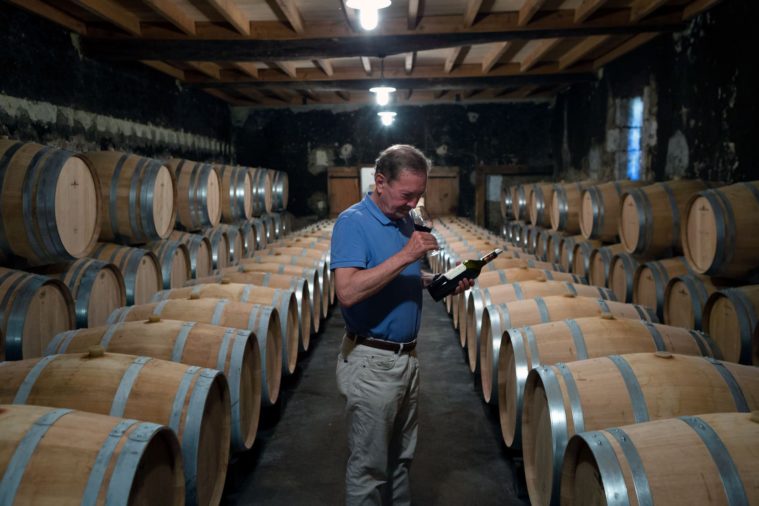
[370,86,396,106]
[345,0,392,31]
[378,111,397,126]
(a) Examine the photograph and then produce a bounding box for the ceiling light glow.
[346,0,392,31]
[378,111,397,126]
[370,86,396,106]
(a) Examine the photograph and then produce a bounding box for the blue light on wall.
[627,97,644,180]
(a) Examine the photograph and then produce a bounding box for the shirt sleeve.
[330,212,369,270]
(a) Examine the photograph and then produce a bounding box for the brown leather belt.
[346,332,416,353]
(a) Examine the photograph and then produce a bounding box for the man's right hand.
[401,231,438,262]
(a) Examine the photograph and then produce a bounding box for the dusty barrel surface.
[522,353,759,506]
[492,316,720,448]
[169,231,213,279]
[82,151,176,243]
[152,283,299,375]
[108,298,282,405]
[0,352,231,506]
[146,240,192,289]
[561,411,759,506]
[0,267,75,361]
[45,318,262,452]
[682,181,759,279]
[0,404,185,506]
[37,258,126,329]
[167,158,222,232]
[90,243,162,305]
[0,140,101,266]
[580,181,646,242]
[703,285,759,365]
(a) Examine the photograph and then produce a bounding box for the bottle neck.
[479,248,502,264]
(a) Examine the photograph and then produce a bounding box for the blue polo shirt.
[330,193,422,343]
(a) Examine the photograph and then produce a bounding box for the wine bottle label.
[443,263,467,280]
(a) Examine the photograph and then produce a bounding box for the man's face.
[374,169,427,220]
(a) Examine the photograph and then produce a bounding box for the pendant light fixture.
[345,0,392,31]
[370,57,396,106]
[377,111,397,126]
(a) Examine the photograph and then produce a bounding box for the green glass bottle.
[427,248,503,301]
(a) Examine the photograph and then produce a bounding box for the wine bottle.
[427,248,503,301]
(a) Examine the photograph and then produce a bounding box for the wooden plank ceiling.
[10,0,722,107]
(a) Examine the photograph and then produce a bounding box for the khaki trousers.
[336,335,420,506]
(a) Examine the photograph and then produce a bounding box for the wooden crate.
[328,167,361,218]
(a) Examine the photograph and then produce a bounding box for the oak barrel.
[561,412,759,506]
[633,256,691,320]
[239,219,266,256]
[703,285,759,365]
[82,151,176,243]
[550,181,593,233]
[152,284,299,375]
[108,298,282,405]
[166,158,222,231]
[0,352,231,506]
[215,165,252,222]
[608,252,643,303]
[528,182,555,228]
[146,240,192,289]
[46,319,261,452]
[270,170,289,211]
[203,225,231,269]
[511,185,529,221]
[0,267,75,361]
[682,181,759,279]
[89,243,162,305]
[248,168,272,217]
[588,243,624,287]
[522,353,759,506]
[0,404,184,506]
[0,140,100,265]
[663,274,723,330]
[37,258,126,329]
[580,181,646,242]
[492,316,719,448]
[169,231,213,279]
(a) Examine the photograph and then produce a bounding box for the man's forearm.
[336,252,416,307]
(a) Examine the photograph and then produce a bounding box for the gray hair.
[375,144,431,182]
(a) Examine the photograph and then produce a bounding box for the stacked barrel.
[447,176,759,506]
[0,138,309,505]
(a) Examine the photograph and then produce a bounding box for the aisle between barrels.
[221,291,527,506]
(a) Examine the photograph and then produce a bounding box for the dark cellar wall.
[232,101,555,217]
[0,2,231,161]
[554,1,759,183]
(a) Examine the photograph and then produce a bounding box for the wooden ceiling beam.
[575,0,609,23]
[202,88,251,105]
[141,60,185,80]
[444,47,464,73]
[519,0,548,27]
[558,35,610,70]
[482,42,510,74]
[7,0,88,35]
[630,0,669,22]
[521,38,560,72]
[142,0,196,35]
[68,0,141,36]
[408,0,421,30]
[593,32,659,69]
[82,11,683,61]
[361,57,372,74]
[683,0,722,20]
[315,59,334,76]
[272,61,298,78]
[274,0,305,33]
[335,91,351,101]
[187,61,222,80]
[464,0,484,27]
[207,0,251,36]
[232,62,259,79]
[405,52,416,74]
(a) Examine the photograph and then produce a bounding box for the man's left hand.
[452,277,474,295]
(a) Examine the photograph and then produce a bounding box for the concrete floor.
[221,291,529,506]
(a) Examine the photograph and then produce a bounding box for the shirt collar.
[363,192,397,226]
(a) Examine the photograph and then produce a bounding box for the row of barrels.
[0,219,338,505]
[504,216,759,366]
[0,140,289,268]
[432,217,759,506]
[502,179,759,280]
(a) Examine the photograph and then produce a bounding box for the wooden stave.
[146,240,192,289]
[588,243,624,287]
[168,231,213,279]
[215,165,252,222]
[168,159,222,232]
[663,274,721,330]
[45,319,261,452]
[580,181,646,242]
[90,243,163,306]
[632,256,691,321]
[703,285,759,365]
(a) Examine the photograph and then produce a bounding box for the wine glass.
[410,206,440,258]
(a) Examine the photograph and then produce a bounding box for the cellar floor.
[221,290,528,506]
